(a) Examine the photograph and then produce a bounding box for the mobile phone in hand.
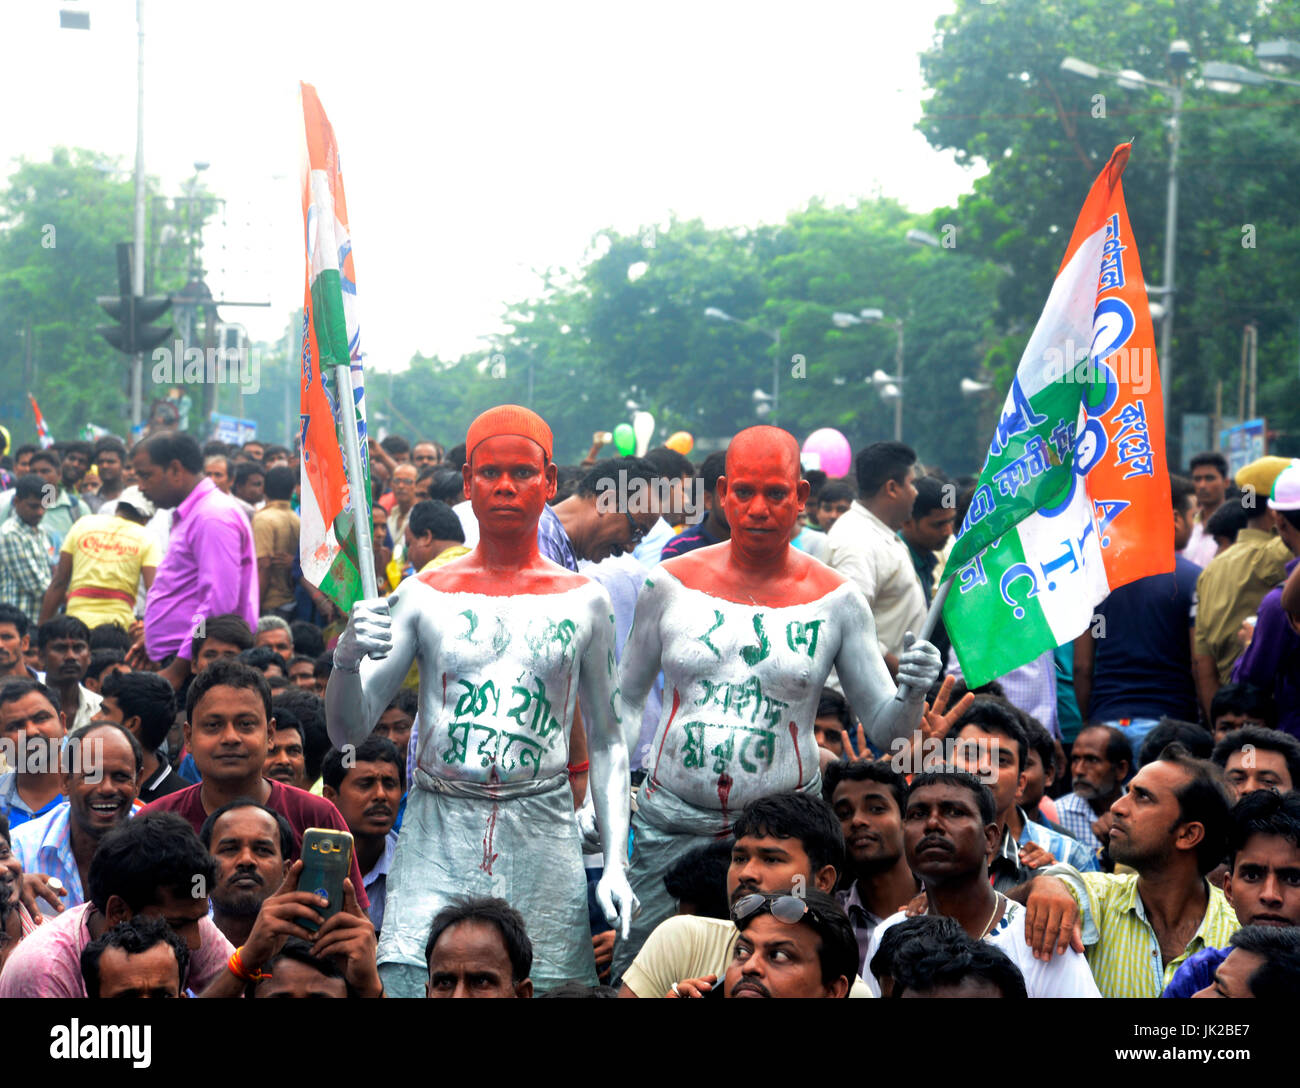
[298,828,354,933]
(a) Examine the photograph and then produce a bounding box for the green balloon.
[613,422,636,456]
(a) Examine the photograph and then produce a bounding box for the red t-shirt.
[139,779,370,909]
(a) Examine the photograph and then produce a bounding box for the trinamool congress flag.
[941,143,1171,686]
[27,394,53,448]
[298,82,373,611]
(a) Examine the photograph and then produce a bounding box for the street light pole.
[1159,75,1182,427]
[703,307,782,425]
[132,0,147,432]
[893,321,904,442]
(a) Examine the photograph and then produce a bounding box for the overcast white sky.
[7,0,980,371]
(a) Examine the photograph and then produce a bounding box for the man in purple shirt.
[129,433,258,690]
[1233,468,1300,735]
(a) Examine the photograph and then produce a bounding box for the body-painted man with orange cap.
[326,405,635,996]
[611,425,942,976]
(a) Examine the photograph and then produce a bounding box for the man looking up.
[11,721,141,909]
[823,759,920,970]
[199,799,293,947]
[425,896,534,999]
[1164,788,1300,996]
[139,659,368,907]
[99,670,189,802]
[864,770,1100,997]
[0,679,67,831]
[614,427,941,974]
[661,450,729,560]
[326,405,633,996]
[1018,744,1238,997]
[1054,724,1132,853]
[322,736,403,934]
[131,432,258,690]
[951,698,1097,887]
[826,441,926,671]
[1183,452,1231,568]
[898,476,956,606]
[81,914,188,998]
[669,890,857,999]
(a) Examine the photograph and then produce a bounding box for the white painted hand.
[595,867,639,940]
[333,596,395,667]
[895,633,941,695]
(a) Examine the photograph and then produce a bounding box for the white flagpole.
[334,362,378,601]
[894,575,954,702]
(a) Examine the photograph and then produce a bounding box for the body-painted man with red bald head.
[611,425,942,977]
[326,405,635,996]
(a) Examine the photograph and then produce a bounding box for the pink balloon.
[801,428,852,478]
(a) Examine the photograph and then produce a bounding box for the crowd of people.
[0,414,1297,1003]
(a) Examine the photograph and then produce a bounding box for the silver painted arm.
[579,591,637,937]
[615,575,666,756]
[324,584,421,751]
[836,588,940,751]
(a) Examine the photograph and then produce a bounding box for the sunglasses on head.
[732,892,826,926]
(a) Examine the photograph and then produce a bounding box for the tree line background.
[3,0,1297,474]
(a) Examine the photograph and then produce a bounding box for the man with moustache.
[10,721,142,909]
[1019,745,1238,997]
[322,736,403,934]
[1054,724,1132,854]
[668,889,857,999]
[199,799,293,947]
[614,426,942,976]
[863,770,1100,997]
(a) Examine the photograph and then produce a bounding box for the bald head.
[727,427,802,482]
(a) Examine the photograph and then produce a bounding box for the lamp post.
[831,309,905,441]
[704,307,782,424]
[1061,40,1196,428]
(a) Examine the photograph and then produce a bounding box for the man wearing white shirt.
[826,442,926,671]
[863,770,1099,998]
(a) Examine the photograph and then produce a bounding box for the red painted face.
[717,430,809,564]
[462,435,557,541]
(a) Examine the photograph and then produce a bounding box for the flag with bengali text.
[298,81,372,612]
[27,394,53,449]
[941,143,1171,687]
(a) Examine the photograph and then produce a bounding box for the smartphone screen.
[298,828,354,933]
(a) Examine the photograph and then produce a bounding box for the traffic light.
[96,242,172,357]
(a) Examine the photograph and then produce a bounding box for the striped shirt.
[1053,792,1108,852]
[10,801,86,907]
[0,517,53,625]
[1043,864,1239,998]
[1017,807,1100,872]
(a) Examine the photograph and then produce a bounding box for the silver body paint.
[619,569,930,815]
[326,574,633,986]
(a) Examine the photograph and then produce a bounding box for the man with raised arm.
[612,425,942,977]
[325,405,635,997]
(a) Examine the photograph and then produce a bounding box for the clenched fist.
[333,596,395,669]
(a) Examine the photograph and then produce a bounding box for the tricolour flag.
[941,143,1171,687]
[298,82,373,611]
[28,394,53,449]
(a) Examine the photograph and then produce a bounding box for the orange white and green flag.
[297,81,372,611]
[941,143,1171,686]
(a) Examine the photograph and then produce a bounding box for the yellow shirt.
[1046,865,1238,998]
[62,514,160,630]
[1193,528,1291,682]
